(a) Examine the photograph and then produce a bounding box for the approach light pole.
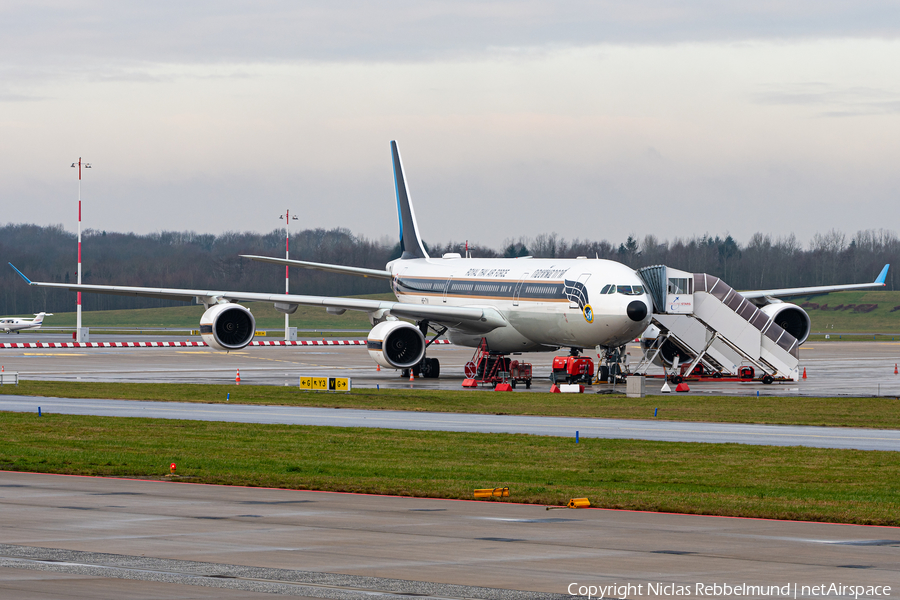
[280,210,298,341]
[71,158,91,342]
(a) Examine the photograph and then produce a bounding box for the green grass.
[5,381,900,429]
[805,290,900,333]
[17,294,394,330]
[806,334,900,342]
[1,412,897,525]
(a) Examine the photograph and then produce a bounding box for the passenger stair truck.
[635,266,800,383]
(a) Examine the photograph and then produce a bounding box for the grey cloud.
[2,1,900,69]
[0,92,48,102]
[753,83,900,116]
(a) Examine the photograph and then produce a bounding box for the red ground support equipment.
[550,355,594,385]
[461,338,532,389]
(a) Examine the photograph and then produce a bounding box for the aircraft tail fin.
[390,141,429,259]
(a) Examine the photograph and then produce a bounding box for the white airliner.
[0,312,52,334]
[8,141,888,378]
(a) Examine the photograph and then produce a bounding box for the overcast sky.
[2,1,899,250]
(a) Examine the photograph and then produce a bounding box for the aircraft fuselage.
[388,256,652,353]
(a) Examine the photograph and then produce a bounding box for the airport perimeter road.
[2,395,899,450]
[2,337,900,396]
[1,472,898,600]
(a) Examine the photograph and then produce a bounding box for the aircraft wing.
[240,255,392,279]
[9,263,506,332]
[740,264,889,300]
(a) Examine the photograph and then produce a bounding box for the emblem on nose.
[627,300,648,322]
[583,304,594,323]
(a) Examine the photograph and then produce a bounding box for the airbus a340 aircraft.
[0,312,52,334]
[9,141,889,379]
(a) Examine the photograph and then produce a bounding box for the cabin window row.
[523,285,558,295]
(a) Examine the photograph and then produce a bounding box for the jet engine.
[200,303,256,351]
[759,302,810,344]
[367,320,426,369]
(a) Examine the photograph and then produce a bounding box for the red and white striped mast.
[71,157,91,342]
[280,209,298,340]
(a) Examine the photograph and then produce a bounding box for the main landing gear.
[400,320,446,380]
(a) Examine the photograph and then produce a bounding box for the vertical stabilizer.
[391,141,429,259]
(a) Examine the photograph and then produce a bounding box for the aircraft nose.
[627,300,648,322]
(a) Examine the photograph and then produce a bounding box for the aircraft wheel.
[421,358,440,379]
[762,375,774,385]
[597,366,609,382]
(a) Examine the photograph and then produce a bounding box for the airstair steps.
[636,266,800,382]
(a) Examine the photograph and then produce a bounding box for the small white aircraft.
[0,312,52,334]
[8,141,888,379]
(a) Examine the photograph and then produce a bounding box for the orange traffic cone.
[235,369,241,385]
[802,367,807,379]
[409,370,415,382]
[895,364,898,375]
[376,364,381,372]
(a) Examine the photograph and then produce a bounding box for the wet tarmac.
[2,471,899,599]
[1,332,899,396]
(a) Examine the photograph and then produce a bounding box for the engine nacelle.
[200,303,256,351]
[759,302,810,344]
[367,320,426,369]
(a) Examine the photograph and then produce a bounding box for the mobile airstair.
[635,266,800,383]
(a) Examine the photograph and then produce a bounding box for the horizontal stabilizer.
[241,255,392,279]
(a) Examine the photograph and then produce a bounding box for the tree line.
[0,223,896,315]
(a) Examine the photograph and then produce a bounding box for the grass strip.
[1,412,898,526]
[4,381,900,429]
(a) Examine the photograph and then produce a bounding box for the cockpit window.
[600,284,612,294]
[617,285,644,296]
